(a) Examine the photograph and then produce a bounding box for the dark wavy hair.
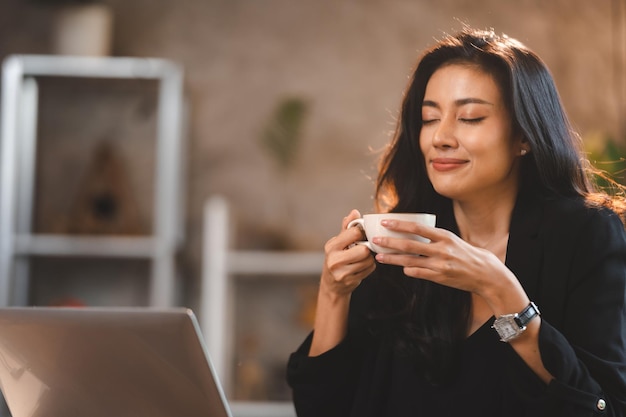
[371,27,626,385]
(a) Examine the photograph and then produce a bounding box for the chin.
[430,183,462,200]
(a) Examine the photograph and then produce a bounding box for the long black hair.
[370,27,625,385]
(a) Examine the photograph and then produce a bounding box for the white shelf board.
[230,401,296,417]
[13,234,156,258]
[7,55,178,80]
[227,251,324,276]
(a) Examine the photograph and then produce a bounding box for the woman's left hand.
[373,218,553,384]
[372,219,514,298]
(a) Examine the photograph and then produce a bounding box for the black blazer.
[287,192,626,417]
[505,193,626,416]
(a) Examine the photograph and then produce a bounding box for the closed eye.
[421,119,438,125]
[459,117,486,124]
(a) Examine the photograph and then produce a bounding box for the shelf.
[201,197,324,410]
[230,401,295,417]
[13,234,156,258]
[227,251,324,276]
[0,54,185,307]
[5,55,179,80]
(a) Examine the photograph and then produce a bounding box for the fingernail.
[372,237,381,244]
[381,219,395,227]
[375,254,385,263]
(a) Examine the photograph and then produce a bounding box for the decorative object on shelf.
[66,141,144,235]
[47,296,85,307]
[31,0,113,56]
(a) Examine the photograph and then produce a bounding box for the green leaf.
[260,97,309,171]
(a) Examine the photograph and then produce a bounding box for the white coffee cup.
[347,213,436,254]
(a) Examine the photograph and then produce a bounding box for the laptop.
[0,307,233,417]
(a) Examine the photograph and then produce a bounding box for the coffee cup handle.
[346,218,372,250]
[353,241,374,251]
[347,218,364,230]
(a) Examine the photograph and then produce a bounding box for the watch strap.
[514,301,540,329]
[492,302,541,342]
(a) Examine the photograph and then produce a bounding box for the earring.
[521,149,528,156]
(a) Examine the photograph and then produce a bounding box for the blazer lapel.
[506,190,545,301]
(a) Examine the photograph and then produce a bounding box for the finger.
[326,253,376,284]
[374,253,440,282]
[338,257,376,279]
[326,244,370,276]
[353,260,377,280]
[335,247,369,262]
[375,251,431,267]
[326,210,367,252]
[341,209,362,230]
[371,235,436,257]
[380,219,445,242]
[325,227,368,253]
[402,266,440,282]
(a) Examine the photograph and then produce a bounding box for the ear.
[516,135,531,156]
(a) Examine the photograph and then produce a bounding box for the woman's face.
[419,64,525,203]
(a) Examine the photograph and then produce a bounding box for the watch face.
[493,316,520,342]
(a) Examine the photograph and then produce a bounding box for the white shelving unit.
[202,196,324,417]
[0,55,185,307]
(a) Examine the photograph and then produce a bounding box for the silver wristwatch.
[492,302,541,342]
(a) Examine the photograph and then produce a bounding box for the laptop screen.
[0,307,232,417]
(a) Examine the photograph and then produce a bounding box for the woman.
[287,27,626,416]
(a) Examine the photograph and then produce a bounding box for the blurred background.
[1,0,625,412]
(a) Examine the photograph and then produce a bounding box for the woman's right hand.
[320,209,377,300]
[310,210,376,356]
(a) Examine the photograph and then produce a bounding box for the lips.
[430,158,468,172]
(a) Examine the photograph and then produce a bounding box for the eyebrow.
[422,98,494,108]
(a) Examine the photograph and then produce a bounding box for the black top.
[385,319,513,416]
[287,193,626,417]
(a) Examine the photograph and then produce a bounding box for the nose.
[431,117,458,149]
